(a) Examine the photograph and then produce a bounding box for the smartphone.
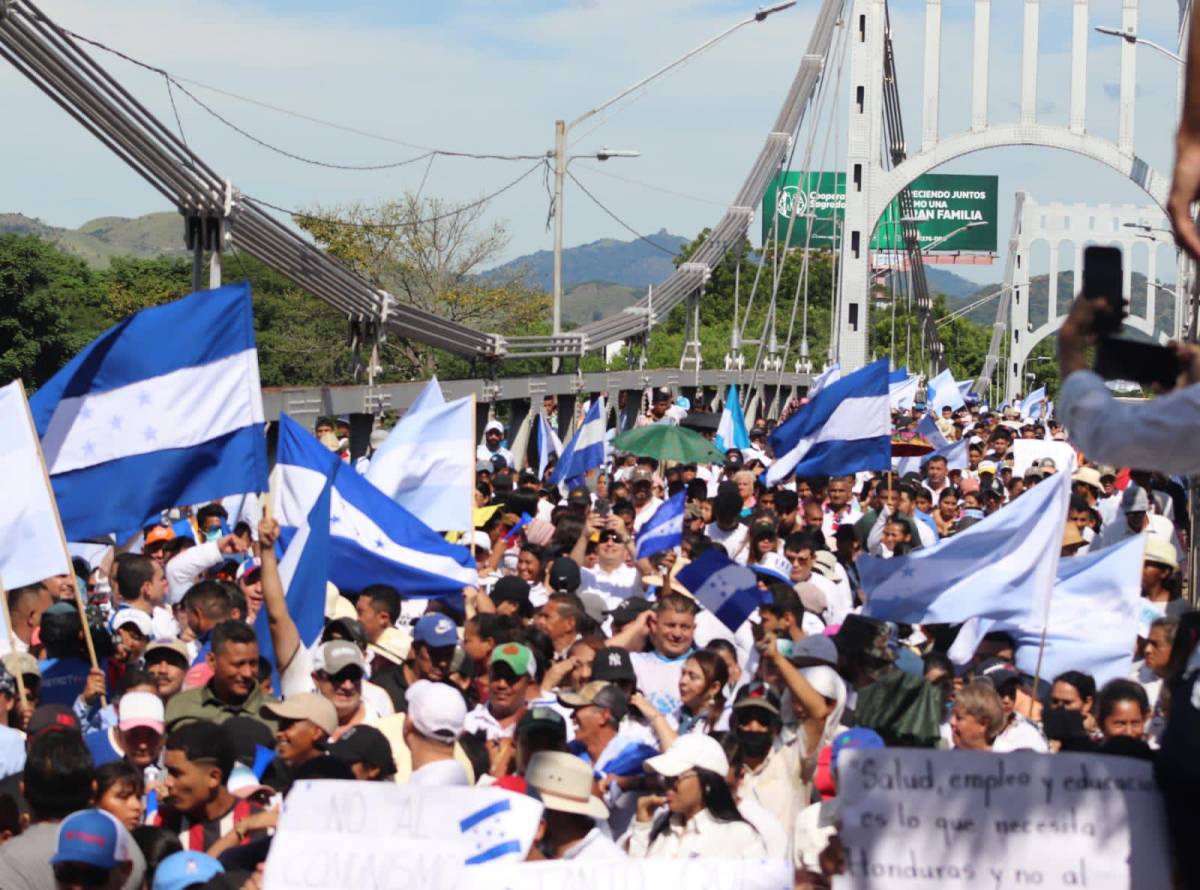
[1083,245,1125,336]
[594,497,611,517]
[1094,336,1180,389]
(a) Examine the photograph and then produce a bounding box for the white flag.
[0,380,70,597]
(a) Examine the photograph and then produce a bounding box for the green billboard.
[762,172,998,253]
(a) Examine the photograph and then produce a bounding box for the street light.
[548,1,796,370]
[1094,25,1184,65]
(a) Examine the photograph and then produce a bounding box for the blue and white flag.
[715,384,750,453]
[536,413,563,479]
[927,368,965,413]
[551,397,606,486]
[635,490,685,560]
[273,415,476,598]
[808,363,842,397]
[889,374,920,411]
[765,359,890,485]
[1020,386,1047,420]
[29,282,267,540]
[0,381,71,596]
[861,470,1071,625]
[460,798,526,864]
[366,395,474,532]
[676,548,761,632]
[256,453,332,684]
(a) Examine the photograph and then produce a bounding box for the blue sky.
[0,0,1185,292]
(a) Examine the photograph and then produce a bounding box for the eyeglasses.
[660,770,696,790]
[53,863,112,888]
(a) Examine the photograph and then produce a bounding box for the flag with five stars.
[29,281,267,540]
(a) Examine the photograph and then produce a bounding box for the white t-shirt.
[706,522,749,563]
[580,564,642,611]
[991,713,1048,753]
[630,650,691,717]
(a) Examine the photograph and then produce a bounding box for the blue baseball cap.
[51,809,128,869]
[151,851,224,890]
[831,728,885,773]
[413,613,458,648]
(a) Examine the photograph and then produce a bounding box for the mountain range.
[2,209,996,327]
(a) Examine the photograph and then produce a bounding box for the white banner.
[482,859,792,890]
[835,748,1170,890]
[1011,439,1076,479]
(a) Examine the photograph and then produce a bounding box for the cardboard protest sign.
[836,749,1170,889]
[264,780,543,890]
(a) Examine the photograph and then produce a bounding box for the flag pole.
[16,381,103,681]
[0,577,28,713]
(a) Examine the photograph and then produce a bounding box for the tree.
[296,195,550,379]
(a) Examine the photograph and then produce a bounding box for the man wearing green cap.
[463,643,535,741]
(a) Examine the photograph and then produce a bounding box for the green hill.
[0,211,185,267]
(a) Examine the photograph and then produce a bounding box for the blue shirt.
[84,728,122,767]
[38,656,105,707]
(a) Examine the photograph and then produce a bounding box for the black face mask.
[737,727,773,758]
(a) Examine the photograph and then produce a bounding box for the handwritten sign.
[836,749,1170,889]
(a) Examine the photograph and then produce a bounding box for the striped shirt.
[156,797,267,852]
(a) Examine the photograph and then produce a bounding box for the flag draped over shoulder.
[273,415,475,599]
[29,282,267,540]
[635,490,685,560]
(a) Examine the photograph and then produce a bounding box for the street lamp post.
[1094,26,1184,65]
[548,2,795,371]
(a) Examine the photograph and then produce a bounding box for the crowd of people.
[0,379,1187,890]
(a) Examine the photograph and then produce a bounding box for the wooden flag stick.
[0,577,28,714]
[15,380,103,683]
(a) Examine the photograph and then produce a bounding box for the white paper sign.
[479,859,792,890]
[835,749,1170,890]
[1011,439,1077,480]
[264,780,544,890]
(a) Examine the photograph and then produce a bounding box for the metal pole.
[552,119,566,374]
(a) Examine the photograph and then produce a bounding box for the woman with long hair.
[628,734,766,859]
[631,650,728,748]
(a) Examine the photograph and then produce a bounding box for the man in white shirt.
[819,476,862,549]
[706,486,749,562]
[476,420,514,468]
[405,680,470,786]
[630,469,663,533]
[571,515,641,610]
[619,593,697,718]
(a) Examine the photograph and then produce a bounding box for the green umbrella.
[611,424,726,464]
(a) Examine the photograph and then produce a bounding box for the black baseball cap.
[516,706,567,741]
[567,487,591,507]
[590,646,635,683]
[330,724,396,778]
[604,597,652,627]
[491,576,531,609]
[733,681,782,718]
[549,557,581,594]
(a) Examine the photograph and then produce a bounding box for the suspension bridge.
[0,0,1192,439]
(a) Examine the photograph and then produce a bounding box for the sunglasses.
[317,669,362,686]
[660,770,696,791]
[53,863,112,888]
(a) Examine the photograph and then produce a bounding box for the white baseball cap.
[470,530,492,553]
[406,680,466,742]
[644,732,729,778]
[111,609,153,639]
[118,691,164,735]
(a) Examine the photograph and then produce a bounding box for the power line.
[571,162,726,208]
[61,27,546,167]
[247,158,548,229]
[565,170,678,256]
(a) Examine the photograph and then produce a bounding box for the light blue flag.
[948,534,1144,686]
[635,490,686,560]
[366,396,474,532]
[715,384,750,453]
[551,397,606,486]
[537,413,562,479]
[927,368,965,413]
[1020,386,1047,420]
[676,548,761,632]
[889,374,920,411]
[255,454,332,687]
[896,437,969,478]
[766,359,891,485]
[273,415,476,599]
[29,281,267,540]
[407,376,445,414]
[1011,534,1144,686]
[861,470,1071,625]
